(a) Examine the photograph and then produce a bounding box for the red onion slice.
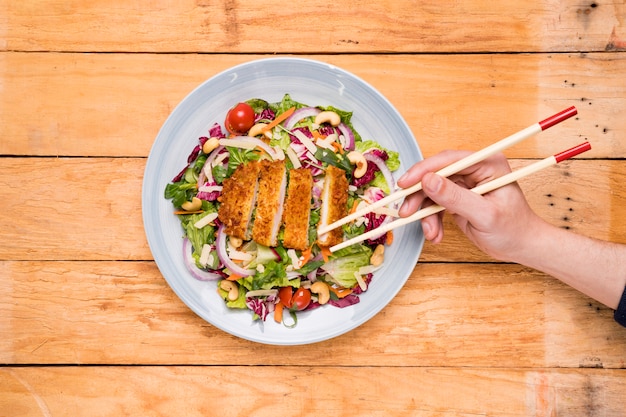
[182,238,221,281]
[283,107,321,130]
[337,123,355,151]
[216,224,255,277]
[198,145,226,186]
[364,152,396,203]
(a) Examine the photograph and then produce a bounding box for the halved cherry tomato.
[225,102,255,135]
[291,287,311,311]
[278,286,311,311]
[278,286,294,309]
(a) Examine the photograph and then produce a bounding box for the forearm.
[513,219,626,309]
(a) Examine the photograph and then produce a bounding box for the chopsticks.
[318,106,578,236]
[329,141,591,252]
[330,141,591,252]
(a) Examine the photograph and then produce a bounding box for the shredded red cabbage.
[196,181,221,201]
[208,123,226,138]
[246,297,272,321]
[364,213,388,245]
[318,125,338,137]
[329,294,360,308]
[351,149,389,188]
[256,108,276,123]
[172,124,226,182]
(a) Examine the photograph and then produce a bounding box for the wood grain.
[2,261,626,367]
[0,157,623,262]
[2,2,626,415]
[2,366,626,417]
[2,0,625,53]
[1,52,625,158]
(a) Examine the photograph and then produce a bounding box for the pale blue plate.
[142,57,424,345]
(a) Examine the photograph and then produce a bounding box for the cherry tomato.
[278,286,294,309]
[291,287,312,311]
[225,102,255,135]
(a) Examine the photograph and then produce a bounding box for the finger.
[398,192,424,217]
[421,211,444,242]
[422,172,494,222]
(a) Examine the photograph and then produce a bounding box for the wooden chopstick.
[318,106,578,236]
[329,141,591,252]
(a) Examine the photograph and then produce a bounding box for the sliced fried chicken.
[317,165,348,247]
[252,160,287,247]
[217,160,261,240]
[282,168,313,250]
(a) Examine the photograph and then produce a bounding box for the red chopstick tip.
[539,106,578,131]
[554,141,591,163]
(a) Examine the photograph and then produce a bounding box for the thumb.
[421,172,489,221]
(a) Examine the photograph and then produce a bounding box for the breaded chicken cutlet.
[282,168,313,251]
[217,160,261,240]
[218,160,348,249]
[317,165,349,247]
[252,160,287,247]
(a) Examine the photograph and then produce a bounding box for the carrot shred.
[331,141,344,154]
[349,200,359,215]
[311,130,325,140]
[320,246,332,262]
[274,302,284,323]
[300,246,313,265]
[329,286,353,298]
[386,231,394,245]
[262,107,296,132]
[226,273,242,281]
[173,210,204,215]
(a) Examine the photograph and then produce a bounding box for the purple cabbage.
[256,108,276,123]
[246,297,271,321]
[318,125,338,137]
[351,149,389,188]
[364,213,387,245]
[171,125,226,182]
[329,294,360,308]
[196,181,221,201]
[208,123,226,139]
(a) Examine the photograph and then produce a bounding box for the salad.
[164,94,400,327]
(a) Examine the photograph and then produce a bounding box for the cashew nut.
[310,281,330,305]
[370,244,385,267]
[181,197,202,212]
[220,280,239,301]
[314,111,341,127]
[347,151,367,178]
[229,236,243,249]
[202,137,220,154]
[248,123,272,139]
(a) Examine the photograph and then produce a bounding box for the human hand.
[397,150,544,262]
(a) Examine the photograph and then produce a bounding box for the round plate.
[142,57,424,345]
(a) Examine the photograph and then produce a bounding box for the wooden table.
[2,1,626,415]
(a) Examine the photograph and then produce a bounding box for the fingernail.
[424,173,443,193]
[422,221,432,239]
[397,172,408,184]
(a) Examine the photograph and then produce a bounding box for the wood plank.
[0,158,623,262]
[2,366,625,417]
[2,261,626,367]
[2,0,625,53]
[1,52,624,158]
[1,52,625,159]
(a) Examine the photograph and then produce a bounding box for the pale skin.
[397,150,626,310]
